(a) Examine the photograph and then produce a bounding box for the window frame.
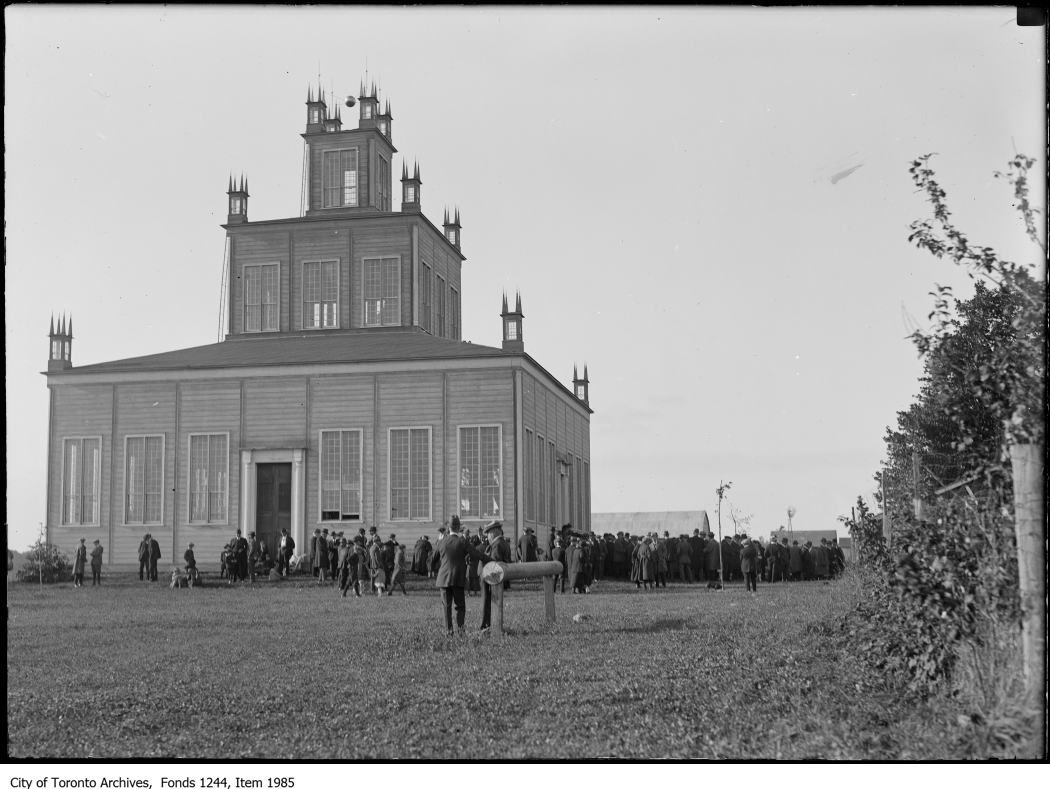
[457,424,504,522]
[376,154,390,211]
[387,426,432,521]
[123,433,165,526]
[419,260,432,333]
[60,436,102,527]
[321,147,360,209]
[301,259,340,330]
[450,287,460,340]
[243,262,280,333]
[187,432,230,525]
[435,275,446,338]
[318,428,364,523]
[362,256,401,327]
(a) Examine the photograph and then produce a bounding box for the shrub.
[16,538,72,584]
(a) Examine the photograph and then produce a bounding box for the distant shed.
[592,511,710,537]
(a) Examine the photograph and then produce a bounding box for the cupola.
[227,175,249,225]
[443,207,462,250]
[401,161,421,213]
[359,82,380,129]
[572,364,590,406]
[305,84,327,133]
[377,99,393,140]
[501,291,524,353]
[48,313,73,372]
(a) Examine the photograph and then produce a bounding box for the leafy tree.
[16,538,71,584]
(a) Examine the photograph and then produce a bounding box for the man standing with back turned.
[433,516,493,636]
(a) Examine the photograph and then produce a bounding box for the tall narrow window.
[583,460,591,531]
[450,287,461,340]
[189,434,228,524]
[459,425,502,520]
[524,429,535,522]
[536,433,545,525]
[548,441,557,526]
[320,430,362,521]
[575,456,583,530]
[364,257,400,326]
[126,435,163,525]
[244,263,279,332]
[303,260,338,329]
[435,276,446,338]
[62,437,101,525]
[389,427,431,520]
[419,262,432,332]
[322,149,358,208]
[567,453,575,528]
[376,156,390,211]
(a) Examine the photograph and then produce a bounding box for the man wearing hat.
[89,540,104,586]
[147,532,162,582]
[184,542,197,586]
[517,526,537,563]
[277,528,294,577]
[481,521,513,630]
[72,538,87,588]
[433,516,494,635]
[137,534,151,581]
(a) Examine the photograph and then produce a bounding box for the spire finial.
[583,364,589,381]
[50,314,55,335]
[444,207,449,225]
[402,161,408,179]
[68,315,73,337]
[414,160,420,180]
[574,364,579,380]
[515,290,521,313]
[502,291,508,314]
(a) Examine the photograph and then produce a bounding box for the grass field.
[6,570,971,760]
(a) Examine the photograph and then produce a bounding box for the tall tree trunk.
[1009,442,1045,757]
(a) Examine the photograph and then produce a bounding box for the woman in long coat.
[630,538,643,587]
[72,538,87,588]
[638,537,657,590]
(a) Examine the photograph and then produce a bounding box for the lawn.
[6,570,968,760]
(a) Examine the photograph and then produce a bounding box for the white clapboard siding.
[244,378,308,448]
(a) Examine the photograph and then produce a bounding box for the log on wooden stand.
[481,560,563,638]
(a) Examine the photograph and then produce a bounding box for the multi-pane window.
[364,257,400,326]
[125,435,163,525]
[376,156,390,211]
[362,104,373,120]
[524,429,535,522]
[450,288,460,340]
[189,434,228,523]
[404,185,416,204]
[575,456,583,530]
[419,262,432,332]
[62,437,101,525]
[459,425,502,520]
[230,196,243,215]
[320,430,362,521]
[389,428,431,520]
[322,149,358,208]
[244,263,279,332]
[303,260,338,329]
[435,277,446,338]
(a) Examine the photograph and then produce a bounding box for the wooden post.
[1009,443,1045,756]
[491,581,504,640]
[543,575,555,625]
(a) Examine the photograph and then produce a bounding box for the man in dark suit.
[434,516,493,636]
[481,521,513,630]
[277,528,295,577]
[148,533,162,582]
[517,526,537,562]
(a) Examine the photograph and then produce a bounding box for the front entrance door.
[256,463,292,560]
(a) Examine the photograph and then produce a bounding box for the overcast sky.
[5,6,1045,550]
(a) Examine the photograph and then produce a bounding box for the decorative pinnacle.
[413,161,420,181]
[50,314,55,335]
[402,161,408,180]
[583,364,589,381]
[501,292,509,314]
[574,364,579,380]
[444,208,450,225]
[454,207,461,226]
[515,290,521,313]
[68,316,73,338]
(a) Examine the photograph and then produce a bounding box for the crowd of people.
[116,525,845,605]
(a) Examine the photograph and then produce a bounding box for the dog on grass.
[170,566,198,589]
